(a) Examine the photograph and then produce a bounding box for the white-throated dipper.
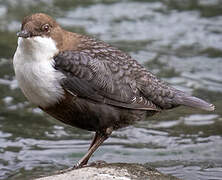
[13,13,215,168]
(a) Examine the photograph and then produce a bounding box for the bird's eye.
[41,24,50,32]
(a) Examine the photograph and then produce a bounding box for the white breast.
[13,36,65,108]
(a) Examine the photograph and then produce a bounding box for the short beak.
[17,30,31,38]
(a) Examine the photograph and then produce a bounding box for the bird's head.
[16,13,66,53]
[17,13,80,53]
[17,13,60,39]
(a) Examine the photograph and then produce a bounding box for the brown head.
[18,13,60,38]
[17,13,80,51]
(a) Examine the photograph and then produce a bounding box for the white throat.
[13,36,65,108]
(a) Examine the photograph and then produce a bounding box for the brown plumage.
[14,13,215,169]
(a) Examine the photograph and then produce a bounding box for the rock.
[36,163,180,180]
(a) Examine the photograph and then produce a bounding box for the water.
[0,0,222,179]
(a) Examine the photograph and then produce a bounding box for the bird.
[13,13,215,169]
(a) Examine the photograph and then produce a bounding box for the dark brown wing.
[54,50,160,111]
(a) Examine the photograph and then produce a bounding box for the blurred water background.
[0,0,222,179]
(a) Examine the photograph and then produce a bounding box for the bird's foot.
[73,160,107,169]
[72,159,88,169]
[54,167,74,175]
[72,164,83,169]
[87,160,107,167]
[55,160,107,175]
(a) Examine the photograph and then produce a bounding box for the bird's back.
[55,35,214,113]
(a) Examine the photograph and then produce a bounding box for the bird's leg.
[74,127,113,169]
[88,132,99,150]
[77,132,101,166]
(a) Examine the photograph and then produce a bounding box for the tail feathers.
[175,95,215,111]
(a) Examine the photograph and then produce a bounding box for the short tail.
[175,94,215,111]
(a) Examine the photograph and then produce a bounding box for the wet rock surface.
[36,163,180,180]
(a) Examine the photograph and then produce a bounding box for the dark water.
[0,0,222,179]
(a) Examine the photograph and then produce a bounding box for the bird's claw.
[87,160,107,167]
[72,160,107,169]
[54,167,74,175]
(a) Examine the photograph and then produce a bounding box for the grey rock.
[36,163,180,180]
